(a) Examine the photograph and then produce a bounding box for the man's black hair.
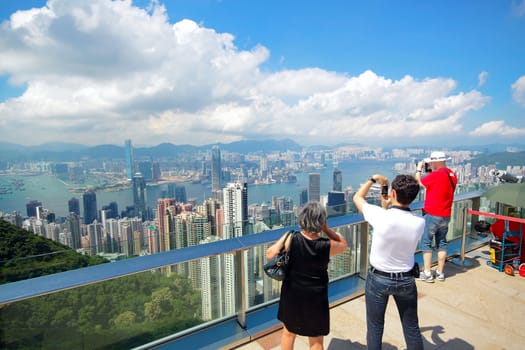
[391,174,420,205]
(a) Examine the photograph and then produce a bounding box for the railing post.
[235,249,247,329]
[460,206,469,265]
[358,222,370,279]
[471,196,480,234]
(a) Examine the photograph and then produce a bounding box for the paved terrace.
[233,246,525,350]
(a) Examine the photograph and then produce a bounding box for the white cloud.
[478,71,488,87]
[511,75,525,107]
[470,120,525,137]
[0,0,493,146]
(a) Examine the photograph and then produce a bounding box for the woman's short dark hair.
[298,201,326,233]
[391,174,420,205]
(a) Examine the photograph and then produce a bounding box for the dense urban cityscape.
[1,139,523,261]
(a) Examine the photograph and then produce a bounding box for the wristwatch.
[369,177,376,183]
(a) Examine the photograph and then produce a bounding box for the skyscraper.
[168,183,187,203]
[308,173,321,202]
[132,172,146,221]
[65,213,81,249]
[200,236,236,320]
[124,139,134,180]
[82,189,97,225]
[26,200,42,218]
[211,145,222,193]
[101,201,118,219]
[222,182,248,238]
[327,191,346,215]
[299,188,308,208]
[137,161,153,182]
[333,167,342,192]
[157,198,176,252]
[68,197,80,216]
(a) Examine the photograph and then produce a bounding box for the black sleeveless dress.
[277,232,331,336]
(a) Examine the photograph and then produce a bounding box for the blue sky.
[0,0,524,148]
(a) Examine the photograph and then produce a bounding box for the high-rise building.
[124,139,134,180]
[200,236,236,321]
[299,188,308,208]
[65,213,81,249]
[168,183,187,203]
[132,172,146,221]
[68,197,80,216]
[82,189,97,225]
[101,201,119,219]
[26,200,42,218]
[104,218,120,253]
[152,161,161,182]
[221,183,256,308]
[308,173,321,202]
[196,199,221,236]
[87,221,103,255]
[222,182,248,238]
[327,191,346,216]
[333,167,342,192]
[211,145,222,193]
[157,198,176,252]
[137,161,153,182]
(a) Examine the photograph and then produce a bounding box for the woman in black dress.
[266,201,348,350]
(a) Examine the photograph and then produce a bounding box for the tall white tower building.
[222,182,248,238]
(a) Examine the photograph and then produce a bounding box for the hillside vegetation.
[0,219,108,284]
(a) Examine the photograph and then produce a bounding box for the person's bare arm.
[415,161,425,186]
[266,232,291,260]
[323,223,348,256]
[353,174,389,212]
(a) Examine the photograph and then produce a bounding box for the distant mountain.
[1,140,523,162]
[469,151,525,168]
[84,144,125,159]
[218,138,303,153]
[0,139,304,161]
[33,142,88,152]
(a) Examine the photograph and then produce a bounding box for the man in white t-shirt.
[353,174,425,350]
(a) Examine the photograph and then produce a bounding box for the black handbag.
[263,230,294,281]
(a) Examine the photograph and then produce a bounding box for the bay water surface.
[0,159,406,217]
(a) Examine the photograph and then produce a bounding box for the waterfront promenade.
[235,246,525,350]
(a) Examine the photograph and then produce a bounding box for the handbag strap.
[278,230,293,254]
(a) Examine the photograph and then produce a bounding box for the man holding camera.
[416,151,457,283]
[353,174,425,350]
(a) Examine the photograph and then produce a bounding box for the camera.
[424,162,432,173]
[381,185,389,196]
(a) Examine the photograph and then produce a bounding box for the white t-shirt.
[362,203,425,273]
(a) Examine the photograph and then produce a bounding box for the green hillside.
[470,151,525,168]
[0,219,203,349]
[0,219,108,284]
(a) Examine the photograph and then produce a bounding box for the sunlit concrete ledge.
[233,246,525,350]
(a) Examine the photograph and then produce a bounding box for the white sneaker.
[435,270,445,282]
[419,271,434,283]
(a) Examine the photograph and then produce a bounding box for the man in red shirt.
[415,151,457,282]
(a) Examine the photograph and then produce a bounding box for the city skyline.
[0,1,524,148]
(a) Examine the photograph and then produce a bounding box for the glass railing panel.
[1,253,248,350]
[251,222,362,309]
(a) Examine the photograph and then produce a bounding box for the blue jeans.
[421,214,450,251]
[365,270,423,350]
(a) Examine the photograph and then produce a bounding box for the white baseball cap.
[424,151,451,163]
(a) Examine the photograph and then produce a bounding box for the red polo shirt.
[421,168,457,217]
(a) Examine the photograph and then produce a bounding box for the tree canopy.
[0,219,108,284]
